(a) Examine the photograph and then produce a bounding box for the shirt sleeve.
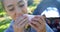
[4,21,14,32]
[46,24,54,32]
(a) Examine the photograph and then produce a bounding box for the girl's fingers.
[40,16,46,23]
[14,16,27,25]
[18,17,28,26]
[32,16,45,25]
[29,22,37,30]
[34,16,45,22]
[29,16,46,30]
[31,20,41,27]
[31,18,42,24]
[22,19,28,28]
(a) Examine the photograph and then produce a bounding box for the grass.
[0,17,11,32]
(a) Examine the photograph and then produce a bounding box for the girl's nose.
[15,7,22,17]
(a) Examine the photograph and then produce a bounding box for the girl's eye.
[19,4,24,7]
[18,2,25,7]
[9,7,14,11]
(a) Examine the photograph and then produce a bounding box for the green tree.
[28,0,33,6]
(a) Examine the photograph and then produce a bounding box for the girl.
[2,0,54,32]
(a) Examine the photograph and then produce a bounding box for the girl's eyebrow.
[7,5,13,8]
[18,0,23,4]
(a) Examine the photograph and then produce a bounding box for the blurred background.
[0,0,60,32]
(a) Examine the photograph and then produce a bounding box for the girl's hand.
[13,15,28,32]
[29,16,46,32]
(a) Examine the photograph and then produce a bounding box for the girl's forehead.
[4,0,24,2]
[4,0,25,4]
[4,0,26,6]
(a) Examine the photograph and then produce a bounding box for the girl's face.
[3,0,27,20]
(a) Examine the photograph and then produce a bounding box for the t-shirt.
[4,20,54,32]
